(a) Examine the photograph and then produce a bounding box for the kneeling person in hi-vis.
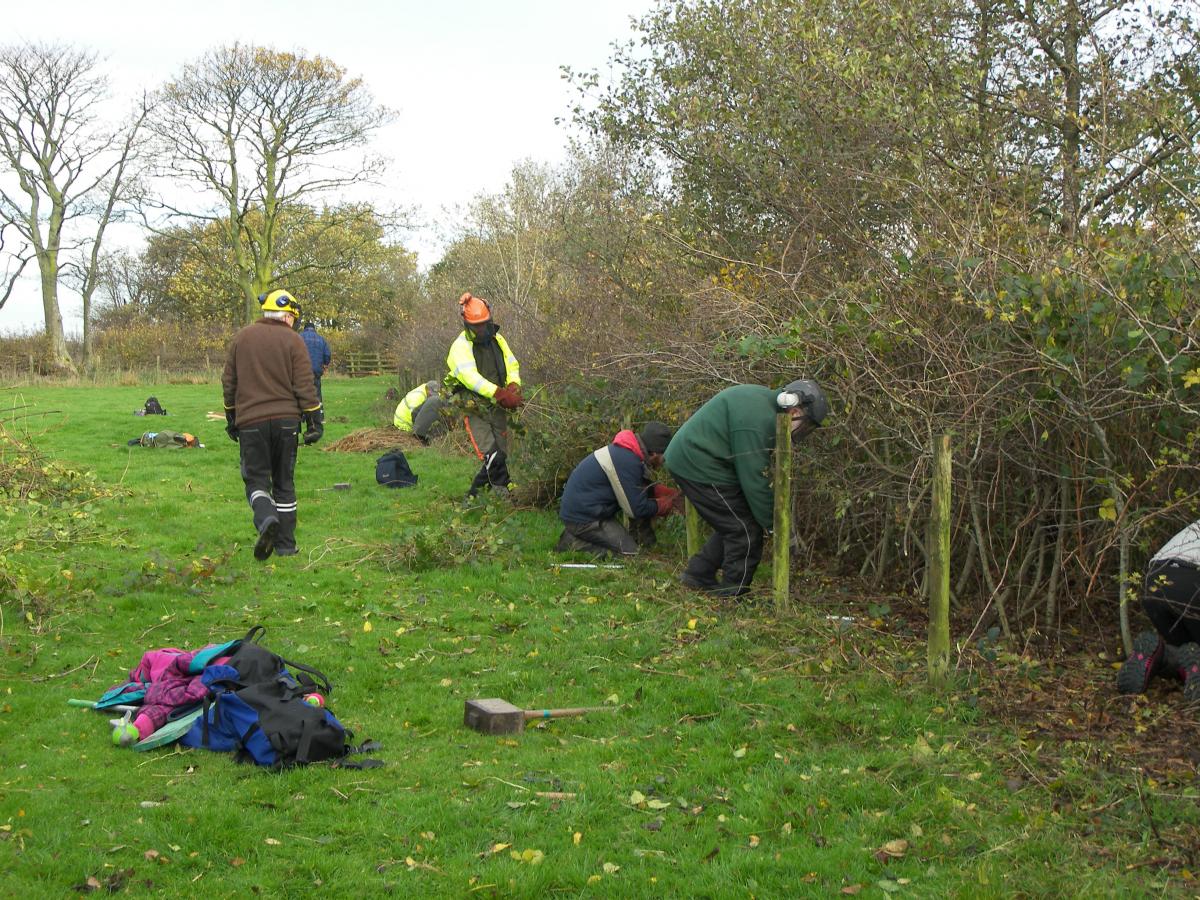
[393,380,446,444]
[556,421,679,558]
[445,292,523,501]
[222,289,324,561]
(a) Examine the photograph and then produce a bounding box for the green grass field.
[1,377,1197,897]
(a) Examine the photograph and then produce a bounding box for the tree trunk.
[39,258,75,374]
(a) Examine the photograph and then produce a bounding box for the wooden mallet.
[463,698,613,735]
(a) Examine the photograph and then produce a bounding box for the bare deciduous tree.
[0,42,142,373]
[145,44,395,324]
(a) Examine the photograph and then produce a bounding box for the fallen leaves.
[873,838,909,864]
[509,847,545,865]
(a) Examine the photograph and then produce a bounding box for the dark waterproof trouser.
[239,418,300,552]
[312,373,323,403]
[671,473,764,597]
[412,395,445,441]
[1143,559,1200,645]
[556,517,652,557]
[464,406,511,495]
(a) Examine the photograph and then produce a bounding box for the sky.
[0,0,655,334]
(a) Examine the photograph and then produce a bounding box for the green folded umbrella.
[133,707,204,752]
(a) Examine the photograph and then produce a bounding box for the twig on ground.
[35,655,99,682]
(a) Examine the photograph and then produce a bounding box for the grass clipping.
[323,427,423,453]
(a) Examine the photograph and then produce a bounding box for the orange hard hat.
[459,292,492,325]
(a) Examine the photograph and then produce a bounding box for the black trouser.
[671,474,764,596]
[239,418,299,552]
[556,517,651,557]
[1143,559,1200,645]
[312,373,323,403]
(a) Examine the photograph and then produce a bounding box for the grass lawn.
[1,376,1197,897]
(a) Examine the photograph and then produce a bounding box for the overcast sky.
[0,0,654,334]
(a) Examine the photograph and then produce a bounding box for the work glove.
[302,407,324,445]
[651,484,683,516]
[505,383,524,407]
[493,385,520,410]
[224,408,239,442]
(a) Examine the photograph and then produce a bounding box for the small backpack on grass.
[143,396,167,415]
[376,450,418,487]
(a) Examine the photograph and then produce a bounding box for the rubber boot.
[274,510,298,556]
[250,495,279,561]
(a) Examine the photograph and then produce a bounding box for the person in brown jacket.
[222,290,324,560]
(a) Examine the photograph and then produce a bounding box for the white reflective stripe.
[593,447,635,519]
[276,503,297,513]
[249,490,273,506]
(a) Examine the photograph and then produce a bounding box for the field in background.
[0,378,1196,897]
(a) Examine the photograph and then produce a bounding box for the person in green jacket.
[665,380,827,598]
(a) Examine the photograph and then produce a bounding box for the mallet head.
[464,698,525,734]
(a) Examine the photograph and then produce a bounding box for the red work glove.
[493,386,519,409]
[505,382,524,408]
[651,484,682,514]
[654,495,674,517]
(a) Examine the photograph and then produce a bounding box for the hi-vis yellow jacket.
[444,330,520,400]
[394,382,434,431]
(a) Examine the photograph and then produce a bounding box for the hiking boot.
[1176,642,1200,703]
[253,516,279,561]
[274,547,298,557]
[680,571,719,592]
[1116,630,1165,694]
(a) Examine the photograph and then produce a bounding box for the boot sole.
[1177,642,1200,703]
[1116,630,1164,694]
[253,518,279,561]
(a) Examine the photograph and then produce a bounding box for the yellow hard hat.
[260,289,301,318]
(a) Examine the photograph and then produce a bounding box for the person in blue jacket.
[556,421,679,557]
[300,322,332,402]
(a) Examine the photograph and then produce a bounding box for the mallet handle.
[522,706,614,720]
[68,698,138,713]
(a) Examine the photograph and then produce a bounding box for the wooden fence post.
[928,433,953,689]
[773,413,793,612]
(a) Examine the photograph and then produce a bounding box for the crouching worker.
[666,379,827,598]
[1117,520,1200,702]
[222,289,323,561]
[556,421,679,558]
[394,380,446,444]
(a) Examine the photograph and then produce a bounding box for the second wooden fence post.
[773,412,793,612]
[928,433,952,688]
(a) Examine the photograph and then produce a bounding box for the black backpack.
[376,450,418,488]
[181,626,379,769]
[144,396,166,415]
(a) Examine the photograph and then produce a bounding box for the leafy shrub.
[0,420,112,616]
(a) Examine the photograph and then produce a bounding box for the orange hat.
[459,292,492,325]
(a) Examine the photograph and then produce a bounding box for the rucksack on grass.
[376,450,418,488]
[179,625,368,768]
